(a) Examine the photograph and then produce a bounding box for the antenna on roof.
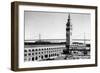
[39,34,41,40]
[84,32,86,45]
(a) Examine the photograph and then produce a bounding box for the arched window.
[35,52,37,55]
[28,53,31,56]
[32,53,34,55]
[29,49,31,52]
[41,55,43,59]
[49,51,50,53]
[35,56,38,60]
[24,54,27,56]
[55,53,56,56]
[32,57,34,61]
[24,50,27,52]
[32,49,34,51]
[35,49,37,51]
[57,54,59,56]
[45,55,48,58]
[24,58,27,61]
[42,52,43,54]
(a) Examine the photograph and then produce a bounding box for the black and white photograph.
[24,12,91,62]
[11,1,97,71]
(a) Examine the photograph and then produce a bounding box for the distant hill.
[25,40,90,46]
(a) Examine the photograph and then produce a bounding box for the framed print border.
[11,1,98,71]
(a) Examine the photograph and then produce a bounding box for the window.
[45,55,48,58]
[35,49,37,51]
[24,50,27,52]
[35,52,37,55]
[42,52,43,54]
[28,53,31,56]
[35,56,38,60]
[32,49,34,51]
[38,52,40,54]
[24,54,27,56]
[29,49,31,52]
[41,55,43,59]
[32,57,34,61]
[24,58,27,61]
[32,53,34,55]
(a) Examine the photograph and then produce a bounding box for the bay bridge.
[24,39,90,43]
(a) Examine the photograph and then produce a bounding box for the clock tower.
[66,14,72,54]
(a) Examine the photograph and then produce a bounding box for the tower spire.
[68,13,70,22]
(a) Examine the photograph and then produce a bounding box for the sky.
[24,11,91,40]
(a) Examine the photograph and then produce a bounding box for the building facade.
[70,42,90,57]
[24,44,65,61]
